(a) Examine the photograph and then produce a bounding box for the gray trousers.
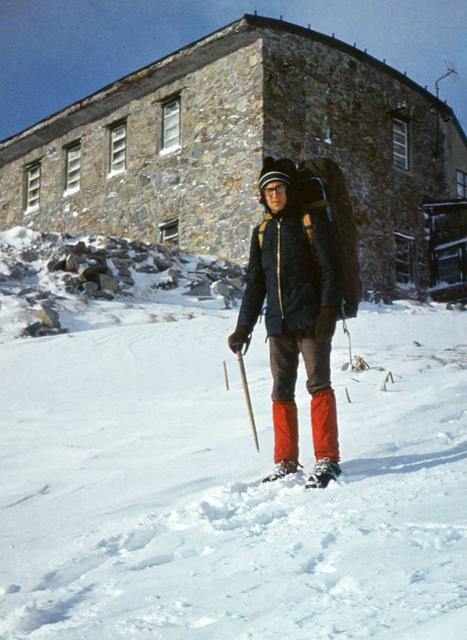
[269,333,332,401]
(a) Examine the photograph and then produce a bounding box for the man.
[228,156,343,489]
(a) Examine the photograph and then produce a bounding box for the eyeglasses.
[264,185,287,196]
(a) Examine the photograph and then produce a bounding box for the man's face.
[263,181,287,214]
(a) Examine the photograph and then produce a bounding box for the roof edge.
[244,14,466,145]
[1,12,465,152]
[0,14,251,148]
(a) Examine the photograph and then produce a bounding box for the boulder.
[153,255,171,271]
[65,253,84,272]
[89,290,115,300]
[98,274,119,292]
[32,302,60,329]
[134,264,158,274]
[47,252,67,272]
[66,241,87,256]
[20,249,39,262]
[184,279,211,297]
[78,263,107,281]
[81,281,99,295]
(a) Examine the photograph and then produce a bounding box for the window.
[64,143,81,194]
[162,98,181,151]
[434,243,466,285]
[456,170,467,199]
[159,218,179,245]
[394,232,414,285]
[25,163,41,212]
[392,119,409,170]
[109,122,127,175]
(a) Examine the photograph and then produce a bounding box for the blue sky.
[0,0,466,141]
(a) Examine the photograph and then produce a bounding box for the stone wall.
[0,38,264,261]
[261,27,450,300]
[443,120,467,198]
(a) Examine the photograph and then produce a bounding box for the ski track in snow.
[1,303,467,638]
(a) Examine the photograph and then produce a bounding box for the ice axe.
[236,342,260,453]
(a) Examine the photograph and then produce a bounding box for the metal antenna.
[434,63,459,157]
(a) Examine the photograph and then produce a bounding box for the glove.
[314,306,338,343]
[228,325,251,354]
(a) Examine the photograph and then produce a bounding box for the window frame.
[161,96,181,153]
[394,231,415,285]
[108,120,127,177]
[24,162,41,213]
[392,118,409,171]
[64,141,82,195]
[159,217,179,245]
[434,241,466,286]
[456,169,467,199]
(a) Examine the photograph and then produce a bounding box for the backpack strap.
[308,198,327,210]
[257,212,272,249]
[302,212,314,244]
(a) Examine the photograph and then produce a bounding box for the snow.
[0,226,40,250]
[1,242,467,637]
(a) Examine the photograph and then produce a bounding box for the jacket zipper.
[276,219,285,319]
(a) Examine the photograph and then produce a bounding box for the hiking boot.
[262,459,301,483]
[305,458,342,489]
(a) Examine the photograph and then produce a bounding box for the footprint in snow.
[4,586,92,636]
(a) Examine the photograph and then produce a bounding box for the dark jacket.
[237,204,342,336]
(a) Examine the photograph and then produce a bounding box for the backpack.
[258,158,361,319]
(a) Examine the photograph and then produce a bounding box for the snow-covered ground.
[1,233,467,638]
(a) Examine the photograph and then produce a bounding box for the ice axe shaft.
[236,351,260,453]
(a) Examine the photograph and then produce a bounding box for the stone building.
[0,14,466,301]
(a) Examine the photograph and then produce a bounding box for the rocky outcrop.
[0,227,245,338]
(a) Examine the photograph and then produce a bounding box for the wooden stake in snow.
[223,360,230,391]
[236,351,260,453]
[342,317,353,369]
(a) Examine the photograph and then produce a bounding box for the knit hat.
[258,157,297,192]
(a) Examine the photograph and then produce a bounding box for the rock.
[184,280,211,297]
[134,264,159,274]
[98,274,119,292]
[18,286,37,298]
[112,257,132,269]
[21,322,44,338]
[32,303,60,329]
[47,252,67,272]
[65,253,84,272]
[220,264,243,278]
[36,290,51,300]
[66,241,87,255]
[81,281,99,295]
[211,279,231,297]
[63,274,82,292]
[229,276,244,290]
[116,267,131,277]
[89,290,115,300]
[21,322,67,338]
[78,263,107,281]
[153,255,171,271]
[109,250,131,259]
[20,249,39,262]
[134,252,149,263]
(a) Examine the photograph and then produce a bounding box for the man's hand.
[314,307,338,343]
[228,326,251,354]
